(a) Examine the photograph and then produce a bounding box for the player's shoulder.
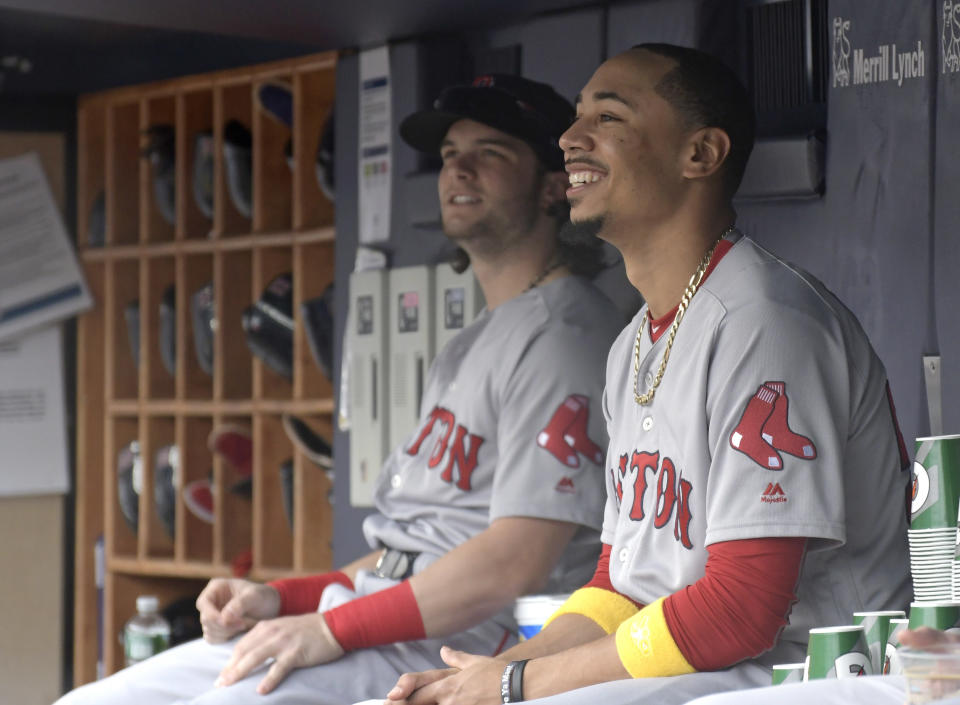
[704,236,856,332]
[524,275,626,341]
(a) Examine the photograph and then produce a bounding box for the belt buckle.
[375,548,414,580]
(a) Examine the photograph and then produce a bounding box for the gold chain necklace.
[632,232,730,406]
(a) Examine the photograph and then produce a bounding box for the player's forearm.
[410,517,577,637]
[499,613,607,661]
[518,632,630,699]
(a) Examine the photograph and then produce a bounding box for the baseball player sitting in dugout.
[382,43,912,705]
[55,76,625,705]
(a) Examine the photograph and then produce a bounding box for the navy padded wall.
[934,1,960,433]
[607,0,704,55]
[740,0,935,446]
[487,7,605,103]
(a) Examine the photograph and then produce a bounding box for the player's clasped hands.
[385,646,508,705]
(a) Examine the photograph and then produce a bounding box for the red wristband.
[322,580,426,652]
[267,571,353,616]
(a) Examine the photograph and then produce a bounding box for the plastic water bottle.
[124,595,170,667]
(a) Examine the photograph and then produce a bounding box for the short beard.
[559,215,606,247]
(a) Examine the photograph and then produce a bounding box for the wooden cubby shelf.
[73,51,338,685]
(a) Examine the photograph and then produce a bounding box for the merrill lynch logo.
[943,1,960,73]
[832,17,926,87]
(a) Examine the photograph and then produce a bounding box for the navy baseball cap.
[399,74,573,172]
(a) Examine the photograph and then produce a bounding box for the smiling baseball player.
[384,43,911,705]
[55,75,624,705]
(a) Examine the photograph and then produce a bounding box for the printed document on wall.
[0,152,92,342]
[0,325,69,495]
[358,45,392,245]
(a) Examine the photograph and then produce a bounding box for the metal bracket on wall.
[923,355,943,436]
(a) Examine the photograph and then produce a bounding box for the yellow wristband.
[615,597,695,678]
[542,586,640,635]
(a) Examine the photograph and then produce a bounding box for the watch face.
[375,549,411,579]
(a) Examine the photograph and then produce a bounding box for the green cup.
[771,662,806,685]
[908,602,960,631]
[854,610,907,674]
[806,626,873,680]
[886,618,910,675]
[911,435,960,529]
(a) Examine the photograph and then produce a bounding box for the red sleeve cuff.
[323,580,426,652]
[267,571,353,616]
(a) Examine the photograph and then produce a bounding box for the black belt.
[374,548,419,580]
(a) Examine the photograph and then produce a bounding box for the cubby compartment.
[253,74,294,234]
[177,415,215,563]
[107,259,141,401]
[179,254,215,401]
[143,256,177,399]
[78,100,107,249]
[215,81,254,236]
[179,89,215,240]
[211,415,254,573]
[252,246,294,401]
[293,66,335,231]
[293,240,335,401]
[141,416,176,560]
[214,249,253,401]
[106,415,140,560]
[107,100,141,246]
[106,572,208,674]
[289,413,335,572]
[253,414,294,574]
[143,94,177,243]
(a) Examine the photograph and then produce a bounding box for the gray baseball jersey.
[364,274,624,593]
[601,234,911,666]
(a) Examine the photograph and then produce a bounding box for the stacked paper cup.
[910,435,960,601]
[954,528,960,601]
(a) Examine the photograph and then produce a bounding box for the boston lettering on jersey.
[611,450,694,550]
[406,405,485,491]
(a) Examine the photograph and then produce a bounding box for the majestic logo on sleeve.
[762,482,787,503]
[536,394,604,468]
[729,382,817,471]
[611,450,694,550]
[405,405,486,491]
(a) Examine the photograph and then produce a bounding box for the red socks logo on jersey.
[729,382,816,470]
[537,394,605,468]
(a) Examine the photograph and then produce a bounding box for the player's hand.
[385,665,458,702]
[215,612,344,694]
[196,578,281,643]
[900,627,960,649]
[386,646,506,705]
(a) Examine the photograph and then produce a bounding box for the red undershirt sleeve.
[663,537,807,671]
